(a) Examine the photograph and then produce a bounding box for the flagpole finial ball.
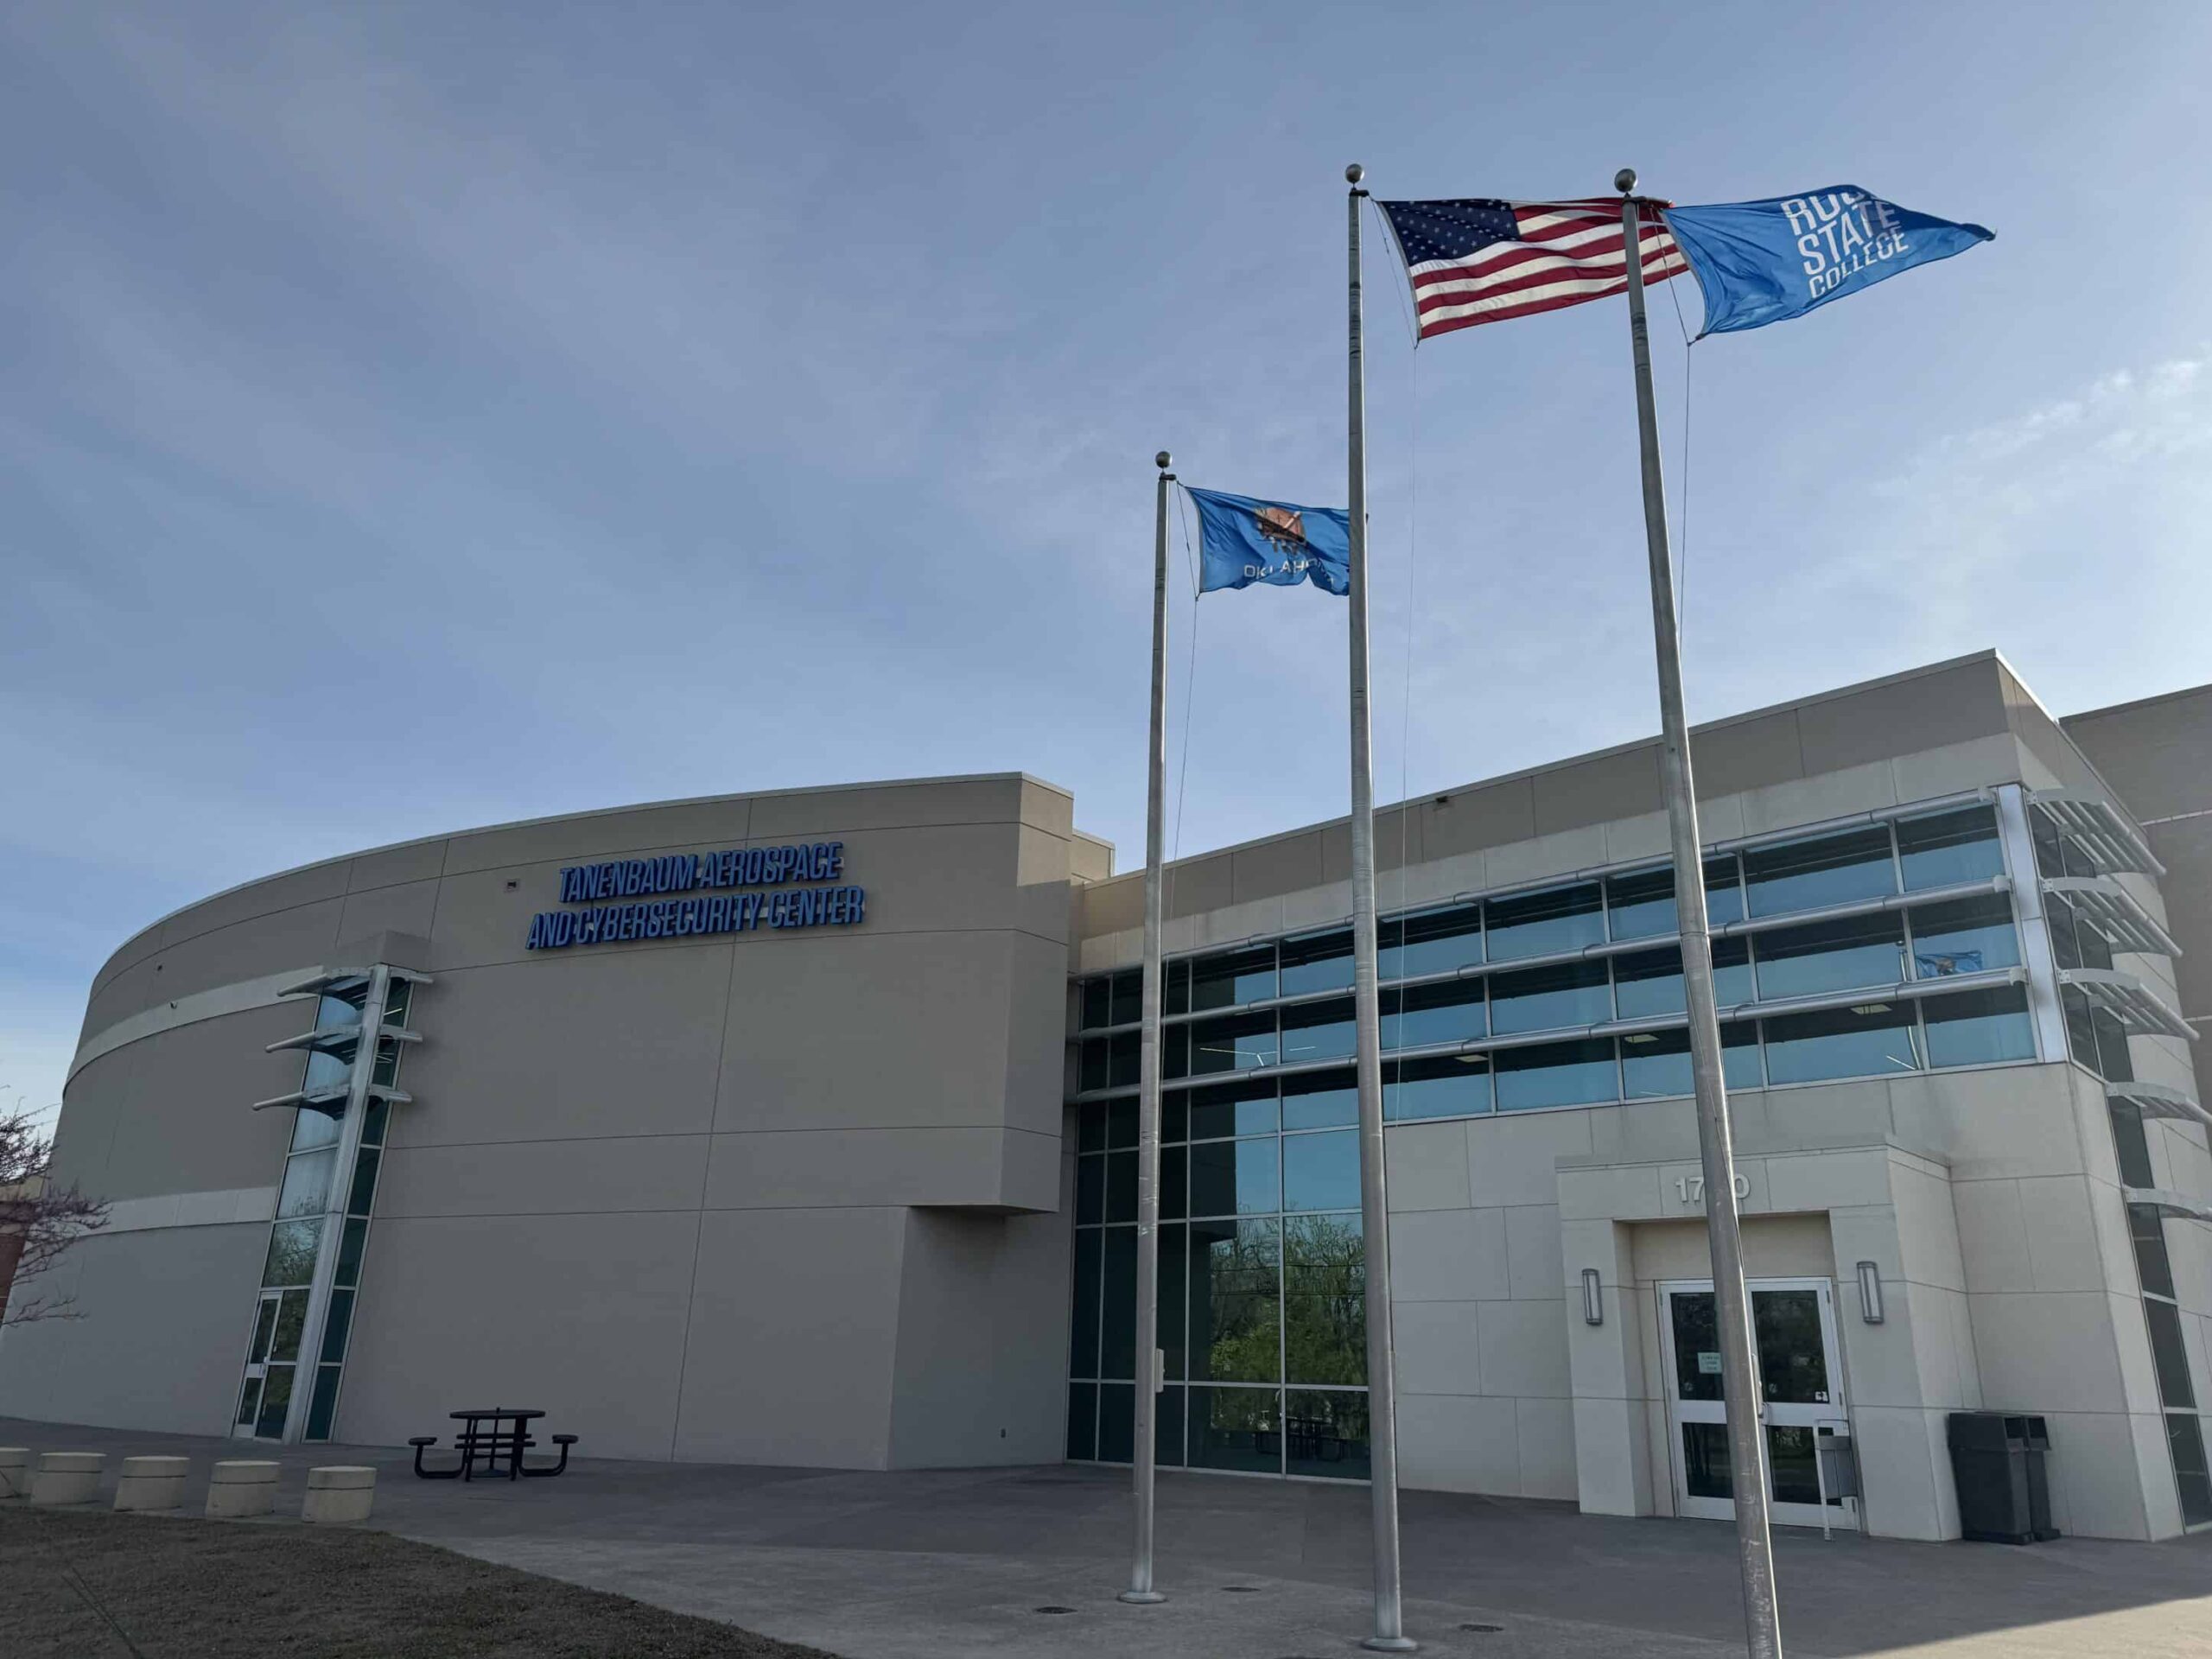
[1155,451,1172,470]
[1345,163,1364,185]
[1615,168,1637,194]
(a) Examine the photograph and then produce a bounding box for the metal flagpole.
[1616,167,1783,1659]
[1121,450,1174,1607]
[1345,162,1416,1656]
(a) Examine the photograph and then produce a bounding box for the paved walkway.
[5,1416,2209,1656]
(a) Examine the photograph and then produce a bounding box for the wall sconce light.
[1582,1268,1605,1326]
[1856,1260,1885,1324]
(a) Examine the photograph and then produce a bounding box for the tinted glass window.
[1109,970,1142,1027]
[1186,1012,1277,1076]
[1280,930,1354,996]
[1491,960,1611,1034]
[1494,1039,1618,1111]
[1106,1149,1137,1224]
[1158,1224,1188,1378]
[1188,947,1276,1012]
[2167,1415,2212,1528]
[1615,948,1686,1020]
[1189,1219,1281,1382]
[1066,1382,1097,1459]
[1923,987,2037,1068]
[1386,979,1487,1050]
[1096,1382,1135,1462]
[1910,894,2021,978]
[1282,1130,1360,1212]
[1101,1227,1136,1378]
[1486,882,1605,962]
[1605,856,1744,940]
[2146,1300,2196,1408]
[1189,1137,1281,1217]
[1286,1389,1370,1481]
[1081,978,1111,1030]
[289,1104,340,1153]
[1160,1146,1187,1222]
[1280,999,1356,1067]
[1282,1071,1358,1129]
[2108,1097,2156,1189]
[1076,1156,1103,1224]
[1383,904,1484,979]
[1186,1080,1278,1141]
[1621,1029,1691,1098]
[2130,1205,2177,1300]
[1070,1230,1102,1375]
[1753,913,1905,1001]
[1744,828,1896,918]
[1897,806,2005,890]
[1761,1001,1921,1085]
[1107,1098,1138,1148]
[1077,1102,1107,1154]
[1385,1054,1491,1121]
[1283,1214,1364,1384]
[1188,1385,1281,1473]
[276,1150,335,1220]
[1080,1039,1109,1094]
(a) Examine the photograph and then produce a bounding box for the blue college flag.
[1662,187,1993,335]
[1186,487,1351,596]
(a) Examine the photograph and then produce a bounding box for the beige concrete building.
[3,651,2208,1543]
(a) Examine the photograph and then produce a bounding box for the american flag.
[1376,198,1686,340]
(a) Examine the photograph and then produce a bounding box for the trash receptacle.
[2022,1415,2059,1541]
[1948,1412,2037,1544]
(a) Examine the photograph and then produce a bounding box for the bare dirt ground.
[2,1505,838,1659]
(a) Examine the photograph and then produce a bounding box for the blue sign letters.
[525,842,866,950]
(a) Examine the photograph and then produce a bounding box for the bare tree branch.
[0,1104,110,1326]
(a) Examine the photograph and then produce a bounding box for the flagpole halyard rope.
[1663,276,1696,645]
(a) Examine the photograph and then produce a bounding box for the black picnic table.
[410,1408,576,1480]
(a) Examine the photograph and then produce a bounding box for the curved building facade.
[6,654,2212,1544]
[1,773,1098,1468]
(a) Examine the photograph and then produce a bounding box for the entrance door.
[234,1287,308,1440]
[1659,1278,1854,1529]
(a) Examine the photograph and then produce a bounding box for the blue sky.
[5,2,2209,1128]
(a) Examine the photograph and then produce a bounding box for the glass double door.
[1660,1278,1854,1530]
[236,1287,309,1440]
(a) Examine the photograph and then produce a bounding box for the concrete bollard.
[30,1452,105,1506]
[114,1455,191,1512]
[0,1448,28,1500]
[205,1459,280,1519]
[302,1465,376,1524]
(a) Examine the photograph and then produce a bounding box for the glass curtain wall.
[2044,817,2212,1527]
[1067,1075,1370,1478]
[236,976,411,1442]
[1068,804,2034,1477]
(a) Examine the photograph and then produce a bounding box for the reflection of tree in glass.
[1285,1215,1366,1385]
[1201,1221,1281,1383]
[261,1218,324,1289]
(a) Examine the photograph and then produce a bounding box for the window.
[1619,1025,1762,1097]
[1189,1137,1281,1217]
[1080,977,1111,1031]
[2130,1205,2177,1300]
[1752,913,1905,1001]
[1186,1079,1277,1141]
[1761,1001,1921,1085]
[1614,939,1752,1020]
[1384,979,1487,1050]
[1282,1130,1359,1212]
[1744,827,1896,918]
[1923,987,2037,1068]
[1896,806,2004,890]
[2147,1300,2196,1408]
[1385,1054,1491,1121]
[1282,1071,1358,1129]
[1487,882,1605,962]
[1190,1218,1281,1382]
[1605,856,1744,940]
[1280,999,1357,1066]
[1494,1039,1618,1111]
[1283,1213,1364,1382]
[1490,959,1611,1035]
[1184,946,1276,1013]
[1280,929,1353,996]
[1382,903,1484,980]
[1910,894,2020,978]
[1185,1011,1276,1076]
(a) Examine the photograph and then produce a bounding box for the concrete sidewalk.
[5,1416,2209,1656]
